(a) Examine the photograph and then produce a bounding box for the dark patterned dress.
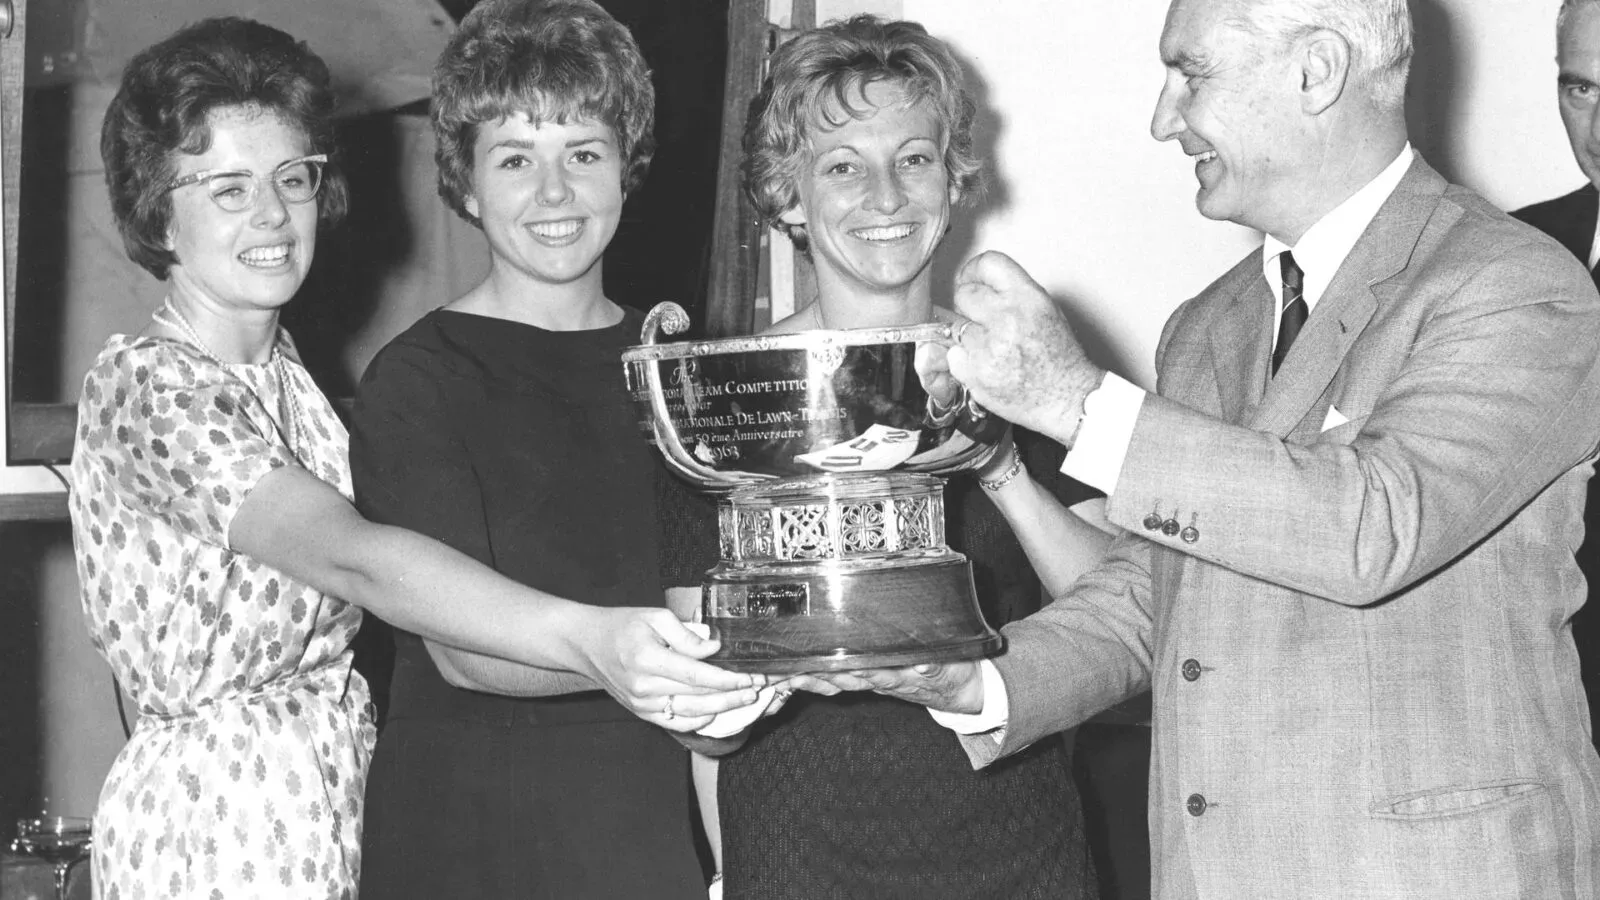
[350,307,703,899]
[714,431,1100,900]
[69,332,374,900]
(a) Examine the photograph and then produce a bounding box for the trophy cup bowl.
[623,302,1006,674]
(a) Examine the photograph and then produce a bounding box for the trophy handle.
[923,383,968,429]
[910,325,1005,471]
[916,322,994,433]
[638,303,750,489]
[641,301,692,345]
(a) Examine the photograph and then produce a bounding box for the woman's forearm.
[232,466,762,728]
[988,472,1115,598]
[425,640,598,696]
[233,466,604,673]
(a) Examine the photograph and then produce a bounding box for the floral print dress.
[68,332,375,900]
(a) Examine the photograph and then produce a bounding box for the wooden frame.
[0,0,68,518]
[2,0,75,471]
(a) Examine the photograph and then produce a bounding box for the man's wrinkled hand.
[948,251,1105,447]
[808,661,985,714]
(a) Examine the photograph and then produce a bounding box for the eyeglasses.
[166,154,328,213]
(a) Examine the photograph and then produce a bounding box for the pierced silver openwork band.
[717,474,948,566]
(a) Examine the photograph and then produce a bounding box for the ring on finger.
[662,695,676,721]
[954,320,973,344]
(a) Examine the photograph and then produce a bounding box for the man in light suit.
[842,0,1600,896]
[1514,0,1600,752]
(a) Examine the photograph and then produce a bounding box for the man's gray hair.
[1229,0,1414,110]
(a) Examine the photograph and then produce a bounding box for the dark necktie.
[1272,251,1307,376]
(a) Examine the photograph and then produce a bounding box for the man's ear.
[778,205,807,227]
[1298,28,1351,115]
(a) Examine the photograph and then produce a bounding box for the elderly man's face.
[1559,3,1600,190]
[1150,0,1305,236]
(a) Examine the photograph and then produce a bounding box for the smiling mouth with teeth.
[240,245,290,266]
[853,224,917,241]
[530,220,583,239]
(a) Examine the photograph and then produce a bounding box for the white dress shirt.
[1588,205,1600,271]
[933,144,1417,736]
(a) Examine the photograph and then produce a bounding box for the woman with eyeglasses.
[70,17,760,897]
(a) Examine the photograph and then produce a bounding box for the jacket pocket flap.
[1370,779,1546,819]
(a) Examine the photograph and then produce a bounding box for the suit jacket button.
[1161,518,1180,536]
[1143,513,1163,531]
[1186,793,1208,816]
[1181,525,1199,543]
[1181,658,1202,682]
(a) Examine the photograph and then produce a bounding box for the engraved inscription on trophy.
[630,341,912,477]
[748,583,811,618]
[710,583,812,618]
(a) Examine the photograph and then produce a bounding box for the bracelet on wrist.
[979,445,1025,492]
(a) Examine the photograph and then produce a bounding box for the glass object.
[167,153,328,212]
[11,815,92,900]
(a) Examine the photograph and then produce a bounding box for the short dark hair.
[742,15,981,250]
[431,0,656,228]
[100,17,348,280]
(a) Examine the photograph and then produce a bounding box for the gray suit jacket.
[964,158,1600,898]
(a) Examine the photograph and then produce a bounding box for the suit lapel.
[1584,189,1600,289]
[1562,185,1598,266]
[1249,158,1442,438]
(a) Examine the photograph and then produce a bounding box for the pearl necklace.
[152,298,308,464]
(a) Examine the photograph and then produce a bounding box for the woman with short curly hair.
[349,1,759,896]
[712,16,1106,899]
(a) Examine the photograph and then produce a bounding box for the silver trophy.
[623,302,1006,674]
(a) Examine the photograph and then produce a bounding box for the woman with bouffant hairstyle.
[100,19,350,281]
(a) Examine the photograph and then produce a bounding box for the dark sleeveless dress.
[706,431,1101,899]
[349,307,703,899]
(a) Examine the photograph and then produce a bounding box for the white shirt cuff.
[1060,372,1146,493]
[928,658,1010,738]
